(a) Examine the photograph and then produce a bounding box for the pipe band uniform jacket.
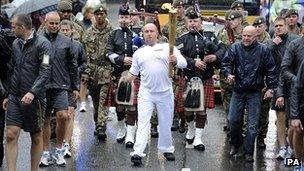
[176,30,226,80]
[106,27,135,77]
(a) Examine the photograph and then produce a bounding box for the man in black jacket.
[0,28,15,167]
[59,19,86,158]
[289,59,304,168]
[265,17,299,159]
[175,7,226,151]
[282,26,304,166]
[221,26,277,162]
[2,14,52,171]
[39,12,79,167]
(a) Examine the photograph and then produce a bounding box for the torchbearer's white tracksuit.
[129,43,187,157]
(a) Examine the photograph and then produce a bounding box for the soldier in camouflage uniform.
[230,1,249,27]
[57,0,85,42]
[217,11,243,131]
[253,16,271,149]
[82,4,113,140]
[285,9,301,35]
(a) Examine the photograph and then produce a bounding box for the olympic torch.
[162,3,177,78]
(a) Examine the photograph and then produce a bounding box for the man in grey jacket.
[39,12,79,167]
[3,14,52,171]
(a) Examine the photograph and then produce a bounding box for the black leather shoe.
[179,120,186,133]
[257,138,266,149]
[116,136,125,143]
[131,155,142,166]
[194,144,205,151]
[245,154,254,162]
[229,146,238,156]
[186,138,194,144]
[151,125,159,138]
[171,118,179,131]
[126,142,134,148]
[163,153,175,161]
[97,131,107,141]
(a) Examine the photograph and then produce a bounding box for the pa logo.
[285,158,301,166]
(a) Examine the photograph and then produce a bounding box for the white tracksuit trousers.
[131,87,175,157]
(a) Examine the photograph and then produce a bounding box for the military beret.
[173,0,184,7]
[118,6,130,15]
[185,7,199,19]
[252,16,266,26]
[57,1,73,12]
[230,1,243,10]
[285,9,299,17]
[94,4,107,14]
[228,10,243,20]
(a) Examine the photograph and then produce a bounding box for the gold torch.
[162,3,177,78]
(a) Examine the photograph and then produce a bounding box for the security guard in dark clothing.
[40,12,79,166]
[0,28,15,167]
[106,6,139,148]
[176,7,225,151]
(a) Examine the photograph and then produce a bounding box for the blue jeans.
[229,91,262,155]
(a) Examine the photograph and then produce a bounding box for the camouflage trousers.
[89,82,109,131]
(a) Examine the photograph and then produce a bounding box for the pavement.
[0,101,293,171]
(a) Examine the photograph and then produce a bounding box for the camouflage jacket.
[72,21,84,42]
[162,17,188,38]
[83,22,113,84]
[258,31,271,44]
[217,28,243,46]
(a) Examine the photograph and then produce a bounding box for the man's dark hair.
[13,14,32,30]
[60,19,73,29]
[274,17,286,24]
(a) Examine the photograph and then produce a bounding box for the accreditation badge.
[42,54,50,65]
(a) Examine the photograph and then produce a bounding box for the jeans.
[229,91,261,155]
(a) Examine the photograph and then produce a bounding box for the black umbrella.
[12,0,59,16]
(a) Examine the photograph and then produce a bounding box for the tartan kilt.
[104,75,140,107]
[175,76,186,113]
[104,76,115,107]
[204,78,215,109]
[176,77,215,111]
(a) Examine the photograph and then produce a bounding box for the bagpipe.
[200,15,235,44]
[193,0,235,44]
